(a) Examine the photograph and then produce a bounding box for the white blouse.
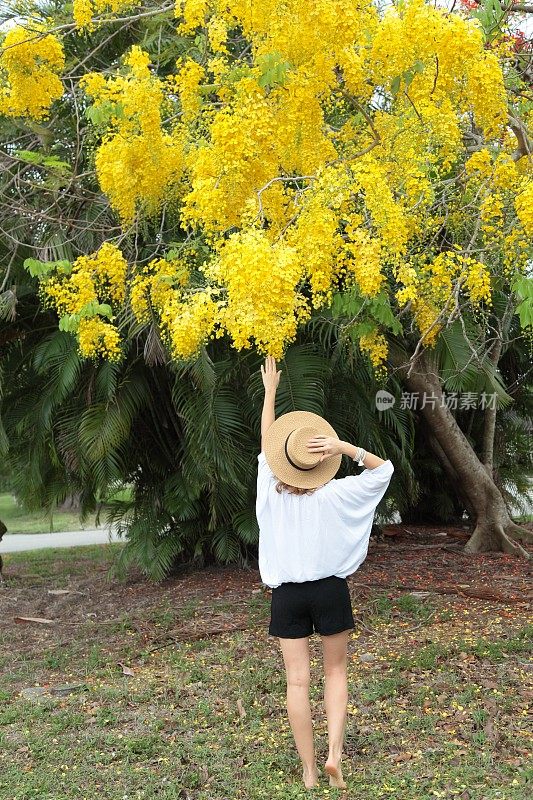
[255,452,394,588]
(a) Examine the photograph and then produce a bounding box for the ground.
[0,523,531,800]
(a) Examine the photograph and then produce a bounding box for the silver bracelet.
[353,446,367,466]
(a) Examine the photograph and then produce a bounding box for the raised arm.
[307,436,388,469]
[260,356,281,451]
[338,442,387,469]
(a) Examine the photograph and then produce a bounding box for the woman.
[256,356,395,790]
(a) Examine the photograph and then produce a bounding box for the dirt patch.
[1,523,531,680]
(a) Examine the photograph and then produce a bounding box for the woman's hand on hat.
[261,355,282,392]
[306,435,343,463]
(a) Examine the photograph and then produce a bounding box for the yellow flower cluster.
[78,317,122,360]
[465,148,492,178]
[464,152,529,260]
[493,156,519,192]
[465,51,508,140]
[480,193,504,238]
[207,16,228,53]
[171,59,206,123]
[287,195,343,310]
[130,257,190,324]
[14,0,526,371]
[41,243,127,360]
[515,180,533,237]
[502,229,531,277]
[394,263,421,307]
[343,226,384,297]
[44,270,97,316]
[394,261,441,346]
[369,0,507,166]
[44,243,127,313]
[160,290,219,360]
[81,46,184,224]
[421,252,461,305]
[182,76,278,232]
[358,329,389,379]
[0,25,64,120]
[393,250,493,347]
[351,157,410,256]
[204,228,310,358]
[176,0,208,34]
[463,259,492,307]
[73,0,133,32]
[412,300,443,347]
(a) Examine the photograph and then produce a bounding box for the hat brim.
[263,411,342,489]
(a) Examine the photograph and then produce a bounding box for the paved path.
[1,529,122,553]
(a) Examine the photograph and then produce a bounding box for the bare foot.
[324,757,347,789]
[303,767,319,789]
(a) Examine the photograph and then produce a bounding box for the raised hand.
[260,355,282,392]
[306,435,343,463]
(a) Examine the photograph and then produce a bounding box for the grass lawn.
[0,493,100,534]
[0,540,531,800]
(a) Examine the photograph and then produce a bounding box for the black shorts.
[268,575,355,638]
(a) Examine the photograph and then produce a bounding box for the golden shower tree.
[1,0,532,557]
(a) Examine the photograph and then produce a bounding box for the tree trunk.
[425,427,477,523]
[388,344,532,558]
[58,494,81,512]
[480,302,514,477]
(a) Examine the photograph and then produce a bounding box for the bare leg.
[278,636,318,789]
[321,629,350,788]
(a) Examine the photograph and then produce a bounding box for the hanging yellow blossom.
[78,317,122,361]
[15,0,530,375]
[343,227,384,297]
[73,1,135,33]
[130,257,191,323]
[171,59,206,123]
[463,259,492,307]
[480,193,505,238]
[515,180,533,237]
[81,46,184,224]
[39,243,128,361]
[204,228,309,358]
[160,290,219,360]
[412,298,443,347]
[0,25,64,120]
[359,328,389,378]
[465,148,493,179]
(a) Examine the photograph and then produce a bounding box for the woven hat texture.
[263,410,342,489]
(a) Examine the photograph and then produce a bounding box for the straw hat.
[263,410,342,489]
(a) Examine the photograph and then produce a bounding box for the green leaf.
[59,314,80,333]
[85,101,125,127]
[97,303,113,318]
[15,149,72,175]
[257,51,291,89]
[369,293,403,335]
[390,75,401,96]
[348,321,375,342]
[403,70,414,89]
[24,258,72,278]
[42,155,72,175]
[14,149,41,164]
[516,298,533,330]
[513,276,533,300]
[330,289,365,318]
